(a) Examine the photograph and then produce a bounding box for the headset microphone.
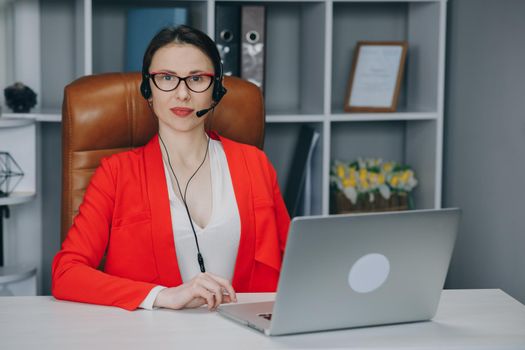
[196,102,217,117]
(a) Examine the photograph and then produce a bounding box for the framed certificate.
[345,41,408,113]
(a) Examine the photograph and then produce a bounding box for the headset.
[140,58,227,117]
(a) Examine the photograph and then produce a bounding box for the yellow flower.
[391,175,399,187]
[343,176,356,188]
[369,173,379,185]
[359,168,367,181]
[332,158,417,199]
[383,162,393,172]
[337,164,345,179]
[401,170,412,183]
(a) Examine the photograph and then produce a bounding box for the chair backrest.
[61,73,265,241]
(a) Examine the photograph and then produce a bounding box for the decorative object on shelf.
[330,157,417,214]
[0,152,24,197]
[345,41,408,113]
[4,82,37,113]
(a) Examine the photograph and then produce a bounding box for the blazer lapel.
[144,135,183,286]
[220,135,256,291]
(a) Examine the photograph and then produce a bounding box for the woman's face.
[148,43,215,134]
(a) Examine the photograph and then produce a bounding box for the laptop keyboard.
[258,313,272,321]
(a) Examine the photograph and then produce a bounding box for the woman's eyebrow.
[152,69,210,75]
[152,69,177,74]
[189,69,207,74]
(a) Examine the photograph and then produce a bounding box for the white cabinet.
[1,0,446,216]
[0,117,38,295]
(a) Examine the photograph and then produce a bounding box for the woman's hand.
[153,272,237,310]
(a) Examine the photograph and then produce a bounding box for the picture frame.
[344,41,408,113]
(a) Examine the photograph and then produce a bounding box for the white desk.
[1,289,524,349]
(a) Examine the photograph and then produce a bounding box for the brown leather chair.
[61,73,265,241]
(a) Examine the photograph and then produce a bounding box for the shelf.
[330,112,438,122]
[0,117,35,128]
[5,0,444,224]
[0,192,37,206]
[331,1,442,116]
[2,110,62,123]
[267,115,325,123]
[0,265,37,285]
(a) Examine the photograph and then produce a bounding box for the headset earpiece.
[212,62,227,103]
[212,77,227,102]
[140,72,152,99]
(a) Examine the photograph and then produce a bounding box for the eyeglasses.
[147,72,214,93]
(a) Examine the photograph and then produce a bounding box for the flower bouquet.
[330,158,418,213]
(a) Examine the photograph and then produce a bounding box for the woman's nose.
[175,80,191,100]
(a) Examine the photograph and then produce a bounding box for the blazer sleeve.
[52,157,156,311]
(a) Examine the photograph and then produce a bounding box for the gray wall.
[444,0,525,304]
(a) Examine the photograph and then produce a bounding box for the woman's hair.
[142,25,221,78]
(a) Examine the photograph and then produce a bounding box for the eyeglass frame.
[145,71,215,93]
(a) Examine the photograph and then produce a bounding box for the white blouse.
[140,139,241,310]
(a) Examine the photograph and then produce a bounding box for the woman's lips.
[170,107,194,117]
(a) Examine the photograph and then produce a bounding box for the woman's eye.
[190,75,203,82]
[162,74,174,81]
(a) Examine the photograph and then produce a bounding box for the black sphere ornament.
[4,82,37,113]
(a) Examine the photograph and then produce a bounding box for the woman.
[52,25,290,311]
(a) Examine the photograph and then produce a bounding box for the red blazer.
[52,134,290,310]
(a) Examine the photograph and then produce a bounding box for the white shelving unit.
[2,109,62,123]
[0,117,38,295]
[1,0,445,217]
[0,192,36,206]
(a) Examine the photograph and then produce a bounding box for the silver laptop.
[218,208,461,336]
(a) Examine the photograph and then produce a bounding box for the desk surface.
[1,289,524,350]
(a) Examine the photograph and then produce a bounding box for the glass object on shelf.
[0,152,24,197]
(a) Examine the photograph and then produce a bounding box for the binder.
[284,125,321,217]
[241,5,266,92]
[125,7,188,72]
[215,4,241,76]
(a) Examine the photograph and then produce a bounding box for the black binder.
[215,4,241,76]
[241,5,266,92]
[284,125,320,217]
